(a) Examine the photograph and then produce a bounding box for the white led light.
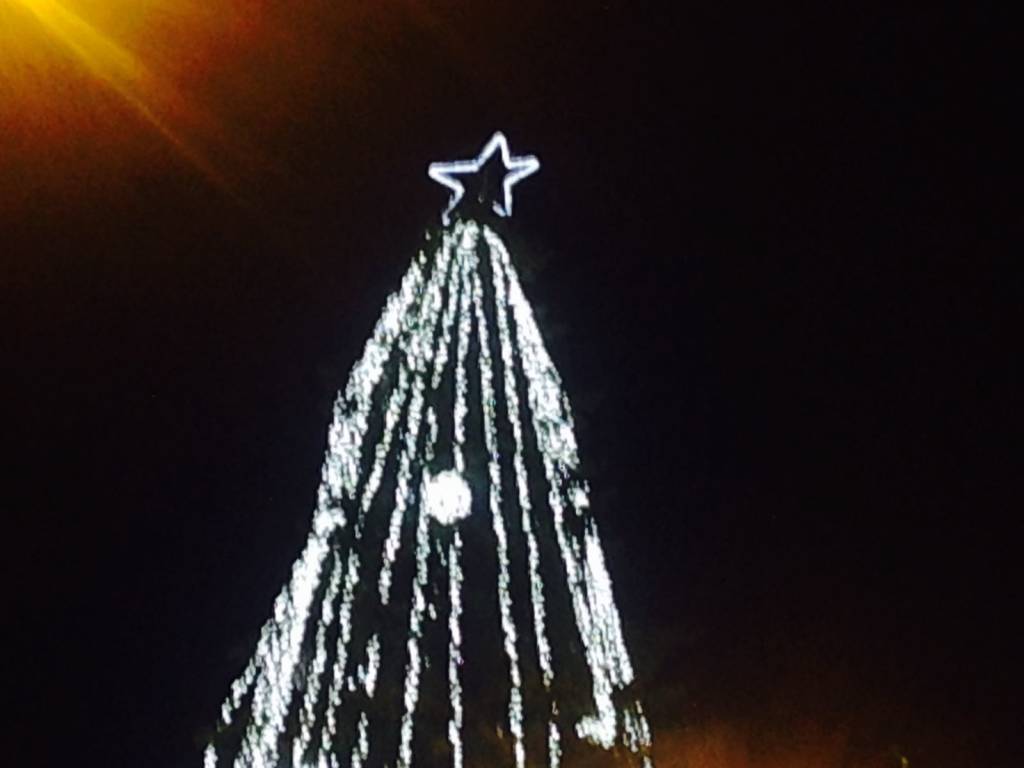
[473,253,527,768]
[447,533,465,768]
[423,469,472,525]
[428,131,540,225]
[486,227,555,689]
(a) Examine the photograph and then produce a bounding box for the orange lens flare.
[2,0,224,190]
[1,0,388,211]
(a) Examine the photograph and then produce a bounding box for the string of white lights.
[506,272,618,747]
[446,531,465,768]
[309,243,446,762]
[319,257,427,526]
[329,238,452,761]
[378,363,428,604]
[445,224,474,767]
[487,228,565,766]
[292,551,345,766]
[498,225,653,755]
[396,480,432,768]
[622,701,654,766]
[360,634,381,695]
[319,349,412,756]
[471,223,527,768]
[583,524,635,688]
[548,720,562,768]
[221,656,257,726]
[453,224,473,475]
[390,230,465,767]
[349,712,370,768]
[432,229,464,394]
[322,550,359,751]
[485,227,555,688]
[311,275,431,760]
[232,532,329,768]
[345,633,382,767]
[378,232,456,605]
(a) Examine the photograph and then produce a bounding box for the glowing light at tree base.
[207,218,654,767]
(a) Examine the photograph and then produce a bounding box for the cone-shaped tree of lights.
[207,133,654,768]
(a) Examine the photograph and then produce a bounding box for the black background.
[4,3,1013,766]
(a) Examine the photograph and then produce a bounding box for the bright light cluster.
[422,470,472,525]
[208,219,653,767]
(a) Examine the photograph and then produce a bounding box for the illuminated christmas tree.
[207,133,654,768]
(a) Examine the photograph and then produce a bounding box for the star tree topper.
[428,131,540,225]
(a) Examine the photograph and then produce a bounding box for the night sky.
[3,3,1012,767]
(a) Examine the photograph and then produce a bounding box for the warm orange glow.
[650,722,906,768]
[0,1,407,213]
[0,0,348,213]
[1,0,224,187]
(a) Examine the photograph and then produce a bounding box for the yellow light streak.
[5,0,222,186]
[1,0,392,210]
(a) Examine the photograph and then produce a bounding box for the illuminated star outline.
[428,131,540,225]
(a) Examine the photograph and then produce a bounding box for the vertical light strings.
[378,230,456,605]
[446,531,465,768]
[485,227,562,766]
[486,227,554,686]
[319,241,451,762]
[494,223,654,761]
[209,219,653,767]
[395,226,464,766]
[446,222,475,767]
[470,222,527,768]
[292,552,345,765]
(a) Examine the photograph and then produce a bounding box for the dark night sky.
[3,3,1013,766]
